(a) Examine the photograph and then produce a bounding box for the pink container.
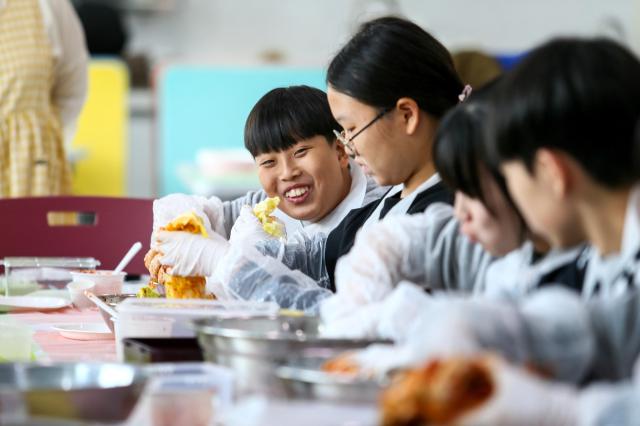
[70,270,125,295]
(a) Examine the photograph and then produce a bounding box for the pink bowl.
[70,270,126,295]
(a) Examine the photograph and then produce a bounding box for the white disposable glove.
[351,311,482,377]
[319,281,428,340]
[332,222,405,306]
[153,193,227,238]
[229,205,284,248]
[332,207,454,308]
[456,355,579,426]
[319,301,384,339]
[375,281,433,341]
[343,285,530,377]
[155,230,230,277]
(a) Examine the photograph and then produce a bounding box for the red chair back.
[0,196,153,275]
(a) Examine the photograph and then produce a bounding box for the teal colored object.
[159,67,327,195]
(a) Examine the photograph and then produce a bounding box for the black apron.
[536,248,589,294]
[325,181,454,291]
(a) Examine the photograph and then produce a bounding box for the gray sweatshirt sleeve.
[585,290,640,381]
[333,203,493,300]
[468,288,640,384]
[420,206,494,293]
[221,189,269,237]
[366,285,595,384]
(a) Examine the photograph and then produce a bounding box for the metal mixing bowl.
[194,315,390,396]
[276,351,387,403]
[96,293,136,332]
[0,363,146,423]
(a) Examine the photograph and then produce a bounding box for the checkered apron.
[0,0,72,197]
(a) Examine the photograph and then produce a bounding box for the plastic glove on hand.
[155,230,229,277]
[153,194,225,237]
[229,205,284,247]
[252,196,286,239]
[458,355,578,426]
[380,354,578,426]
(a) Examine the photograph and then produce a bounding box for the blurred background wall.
[68,0,640,199]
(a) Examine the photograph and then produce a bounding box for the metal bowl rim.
[193,316,391,345]
[276,363,383,387]
[0,362,147,391]
[96,293,137,303]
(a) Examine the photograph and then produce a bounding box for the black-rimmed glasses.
[333,107,391,157]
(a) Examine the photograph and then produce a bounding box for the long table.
[10,306,116,362]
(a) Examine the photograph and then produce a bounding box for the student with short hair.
[207,16,464,310]
[149,85,386,283]
[242,85,383,235]
[489,37,640,298]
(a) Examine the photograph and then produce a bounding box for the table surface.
[10,306,116,362]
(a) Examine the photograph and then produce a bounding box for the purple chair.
[0,196,153,275]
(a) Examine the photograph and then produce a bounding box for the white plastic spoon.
[114,241,142,273]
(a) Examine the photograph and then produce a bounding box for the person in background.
[0,0,88,197]
[452,50,503,90]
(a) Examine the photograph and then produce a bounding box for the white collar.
[620,184,640,258]
[398,173,442,196]
[582,184,640,297]
[273,160,368,236]
[300,159,368,232]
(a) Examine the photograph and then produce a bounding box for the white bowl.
[70,270,125,295]
[66,280,95,309]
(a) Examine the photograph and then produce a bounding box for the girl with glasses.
[209,17,466,310]
[322,83,587,333]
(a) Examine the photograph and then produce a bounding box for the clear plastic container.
[113,299,279,361]
[126,363,235,426]
[0,320,33,361]
[1,257,100,296]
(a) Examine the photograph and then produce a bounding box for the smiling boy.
[243,85,385,236]
[147,85,386,284]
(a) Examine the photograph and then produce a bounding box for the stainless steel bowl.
[96,293,136,332]
[193,315,389,396]
[276,350,388,404]
[0,363,146,423]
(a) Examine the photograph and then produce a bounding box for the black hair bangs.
[434,103,488,203]
[244,86,340,157]
[327,16,462,119]
[434,99,520,223]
